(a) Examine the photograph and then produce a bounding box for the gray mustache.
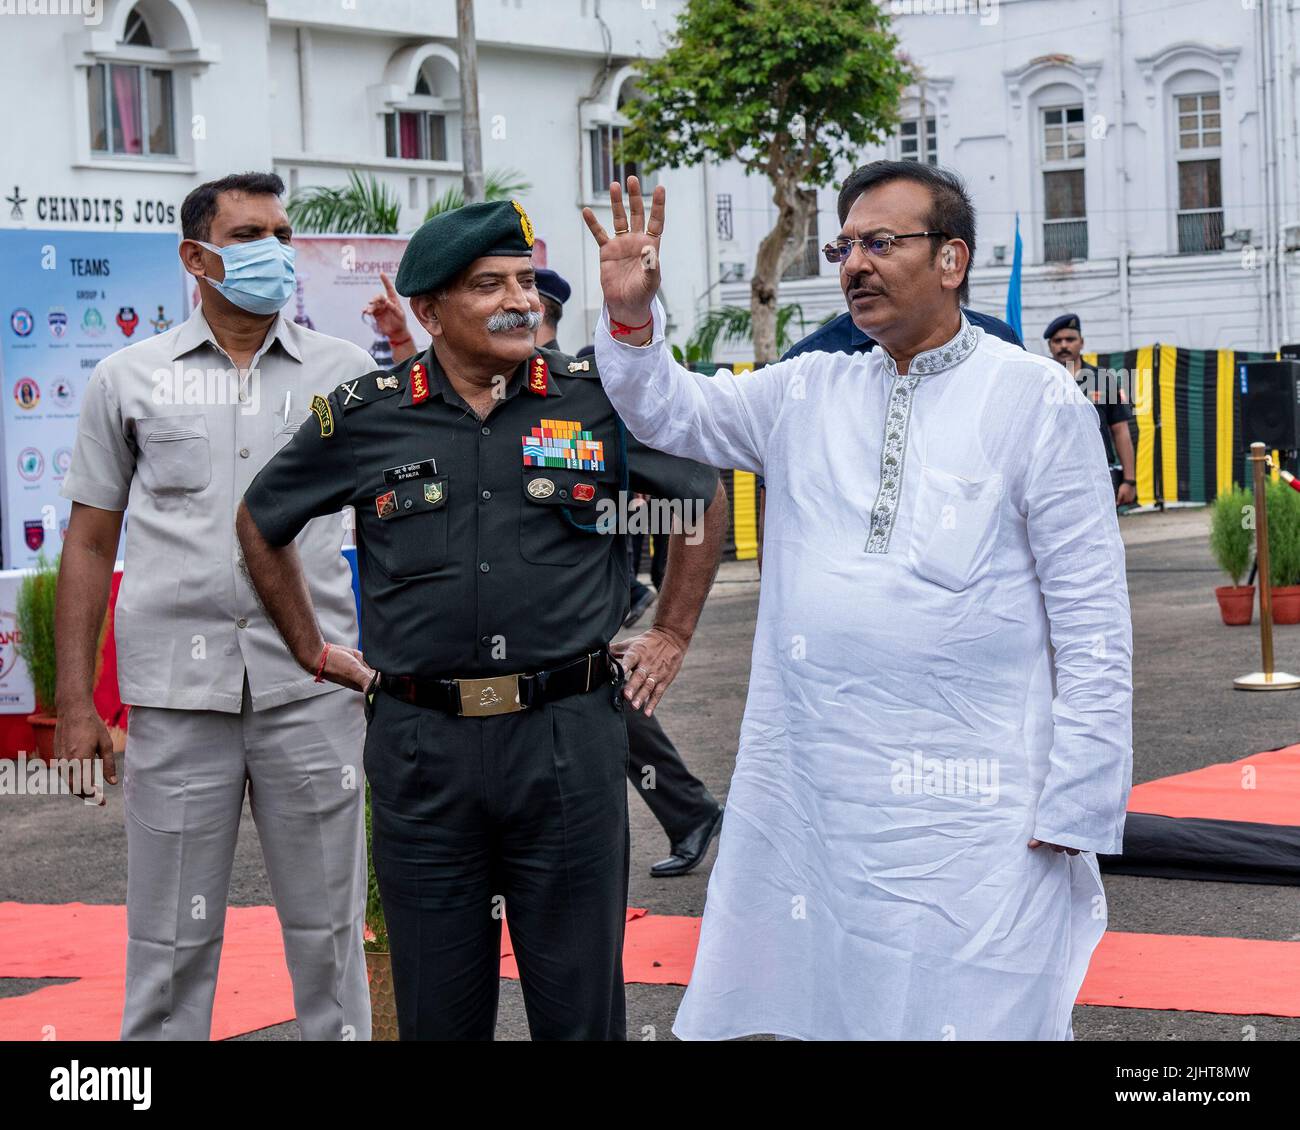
[487,310,543,333]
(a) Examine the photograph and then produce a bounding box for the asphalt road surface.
[3,507,1297,1041]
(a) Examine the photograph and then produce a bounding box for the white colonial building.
[6,0,1300,362]
[0,0,711,349]
[712,0,1300,362]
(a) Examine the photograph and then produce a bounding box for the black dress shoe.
[650,806,724,877]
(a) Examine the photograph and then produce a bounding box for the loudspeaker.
[1239,360,1300,449]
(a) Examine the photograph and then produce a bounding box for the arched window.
[383,55,457,162]
[587,72,641,196]
[87,4,176,157]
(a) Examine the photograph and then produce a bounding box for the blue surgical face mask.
[197,236,296,315]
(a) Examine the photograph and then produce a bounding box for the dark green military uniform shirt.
[244,346,718,679]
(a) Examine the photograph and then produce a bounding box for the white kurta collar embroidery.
[865,314,979,554]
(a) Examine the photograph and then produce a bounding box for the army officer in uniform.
[236,200,724,1040]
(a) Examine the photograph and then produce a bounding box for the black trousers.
[366,683,630,1041]
[623,707,720,843]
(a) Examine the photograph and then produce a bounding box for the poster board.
[0,229,185,568]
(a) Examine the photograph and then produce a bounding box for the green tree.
[621,0,912,363]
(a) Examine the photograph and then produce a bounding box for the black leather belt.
[378,648,619,717]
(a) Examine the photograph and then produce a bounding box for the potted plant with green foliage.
[1265,479,1300,624]
[364,781,398,1040]
[14,552,111,761]
[15,553,59,759]
[1210,487,1255,624]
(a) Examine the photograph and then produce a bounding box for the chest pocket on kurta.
[135,415,212,494]
[365,476,450,579]
[907,465,1003,592]
[519,468,613,566]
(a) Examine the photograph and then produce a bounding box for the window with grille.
[899,117,937,165]
[1041,105,1087,261]
[86,8,176,157]
[590,123,637,195]
[385,111,447,161]
[1175,92,1223,252]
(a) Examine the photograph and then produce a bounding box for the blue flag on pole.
[1005,213,1023,343]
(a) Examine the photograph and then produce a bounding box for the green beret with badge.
[394,199,536,298]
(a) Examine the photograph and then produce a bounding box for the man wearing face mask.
[54,172,377,1040]
[236,200,726,1039]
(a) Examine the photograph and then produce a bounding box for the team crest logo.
[17,448,43,481]
[52,448,72,478]
[81,307,105,337]
[116,306,139,337]
[48,308,68,338]
[24,520,44,551]
[512,200,535,248]
[50,378,75,409]
[10,308,33,337]
[13,378,39,410]
[424,481,445,505]
[149,304,173,334]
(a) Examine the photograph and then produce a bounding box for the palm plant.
[425,168,532,220]
[675,303,811,366]
[287,171,403,234]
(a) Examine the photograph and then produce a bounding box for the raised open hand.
[581,176,665,333]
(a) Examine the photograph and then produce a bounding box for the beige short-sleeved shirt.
[61,304,375,712]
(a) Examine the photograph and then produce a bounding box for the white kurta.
[596,303,1132,1041]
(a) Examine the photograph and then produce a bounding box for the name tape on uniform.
[384,458,437,484]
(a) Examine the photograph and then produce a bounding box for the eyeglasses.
[821,231,950,264]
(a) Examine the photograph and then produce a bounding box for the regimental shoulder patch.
[424,480,445,506]
[311,394,334,438]
[410,362,430,405]
[340,379,362,406]
[528,356,548,397]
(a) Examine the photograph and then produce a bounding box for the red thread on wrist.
[610,313,653,338]
[313,643,331,683]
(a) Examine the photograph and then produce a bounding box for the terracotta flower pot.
[26,713,56,762]
[366,949,399,1041]
[1270,584,1300,625]
[1215,586,1255,626]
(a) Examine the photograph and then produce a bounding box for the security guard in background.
[535,267,571,354]
[1045,312,1138,506]
[236,200,723,1040]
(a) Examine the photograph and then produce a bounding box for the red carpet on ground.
[4,901,1298,1039]
[1127,743,1300,825]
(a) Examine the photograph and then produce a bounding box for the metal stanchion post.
[1235,442,1300,690]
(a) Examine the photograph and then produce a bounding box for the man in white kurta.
[583,168,1132,1040]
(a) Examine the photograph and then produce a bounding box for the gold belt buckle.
[456,674,523,717]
